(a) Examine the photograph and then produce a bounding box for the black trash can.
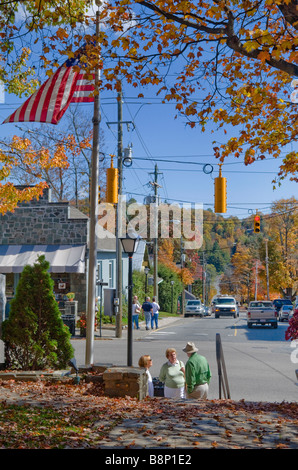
[153,377,164,397]
[62,314,76,336]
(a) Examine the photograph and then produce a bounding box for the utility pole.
[116,86,123,338]
[106,87,134,338]
[149,164,162,300]
[202,251,206,305]
[181,236,185,316]
[85,7,100,366]
[265,239,270,300]
[254,260,258,301]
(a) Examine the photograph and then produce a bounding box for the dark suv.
[272,299,293,314]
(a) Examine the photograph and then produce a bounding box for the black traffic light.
[254,215,260,233]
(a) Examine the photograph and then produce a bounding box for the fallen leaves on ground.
[0,378,297,449]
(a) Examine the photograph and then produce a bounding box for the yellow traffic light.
[106,155,118,204]
[214,165,227,213]
[254,215,260,233]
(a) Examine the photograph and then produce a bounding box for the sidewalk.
[94,315,181,340]
[0,315,297,449]
[0,377,297,449]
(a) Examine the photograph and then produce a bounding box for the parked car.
[279,305,294,322]
[272,298,293,314]
[202,305,211,316]
[184,300,203,317]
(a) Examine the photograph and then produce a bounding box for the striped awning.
[0,244,86,273]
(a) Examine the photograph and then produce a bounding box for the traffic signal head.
[254,215,260,233]
[106,156,118,204]
[214,166,227,213]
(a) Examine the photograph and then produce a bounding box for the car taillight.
[274,310,278,317]
[247,311,251,318]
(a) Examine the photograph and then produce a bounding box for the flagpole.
[85,6,101,366]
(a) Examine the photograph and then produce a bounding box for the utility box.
[104,288,116,317]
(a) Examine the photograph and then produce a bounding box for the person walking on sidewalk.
[183,341,211,400]
[132,296,141,329]
[159,348,185,398]
[142,297,153,330]
[151,296,160,329]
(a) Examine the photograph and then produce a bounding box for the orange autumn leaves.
[0,133,92,214]
[159,239,194,285]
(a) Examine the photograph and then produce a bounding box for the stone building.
[0,186,145,324]
[0,186,88,321]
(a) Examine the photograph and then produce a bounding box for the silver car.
[184,300,203,317]
[279,305,293,322]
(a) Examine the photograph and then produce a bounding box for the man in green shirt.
[183,341,211,399]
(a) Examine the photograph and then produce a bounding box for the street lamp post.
[96,280,108,337]
[171,280,174,314]
[144,267,150,300]
[120,233,139,366]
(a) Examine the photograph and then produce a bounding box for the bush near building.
[2,255,74,370]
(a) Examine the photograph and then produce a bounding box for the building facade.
[0,186,145,323]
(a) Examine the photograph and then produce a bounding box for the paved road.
[70,312,298,403]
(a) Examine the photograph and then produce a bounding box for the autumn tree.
[0,1,96,211]
[0,135,69,214]
[1,1,298,185]
[99,0,298,183]
[3,107,107,213]
[264,198,298,299]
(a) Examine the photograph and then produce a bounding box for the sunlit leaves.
[0,135,70,214]
[99,0,298,180]
[1,0,298,190]
[0,380,297,448]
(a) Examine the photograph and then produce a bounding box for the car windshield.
[282,306,293,311]
[274,300,292,306]
[187,301,200,305]
[250,302,273,308]
[216,298,235,304]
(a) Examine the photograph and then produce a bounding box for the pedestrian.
[138,355,154,397]
[151,296,160,329]
[132,295,141,329]
[159,348,186,398]
[142,296,153,330]
[183,341,211,400]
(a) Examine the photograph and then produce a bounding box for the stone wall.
[103,367,148,400]
[0,187,87,245]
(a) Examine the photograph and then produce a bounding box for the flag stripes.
[3,64,95,125]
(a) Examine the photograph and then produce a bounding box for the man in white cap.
[183,341,211,399]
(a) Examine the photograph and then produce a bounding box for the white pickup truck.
[247,301,278,329]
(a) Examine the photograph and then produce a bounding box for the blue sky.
[99,86,297,220]
[0,0,297,222]
[0,83,297,221]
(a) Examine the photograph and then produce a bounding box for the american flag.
[3,54,95,125]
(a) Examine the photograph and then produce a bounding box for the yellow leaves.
[0,183,47,215]
[0,132,83,214]
[243,40,259,53]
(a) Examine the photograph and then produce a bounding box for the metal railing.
[216,333,231,399]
